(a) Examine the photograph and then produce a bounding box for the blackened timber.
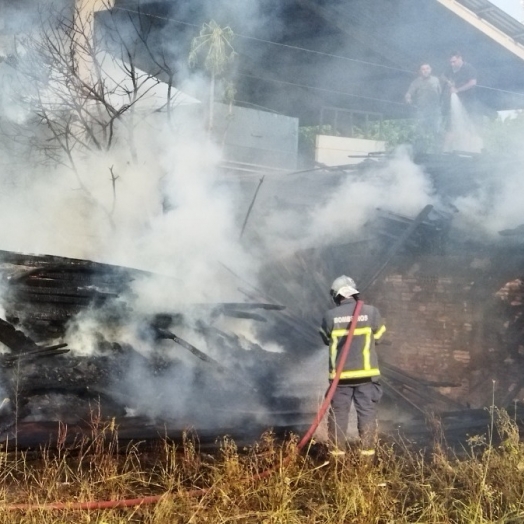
[208,302,285,322]
[15,285,118,299]
[0,318,42,353]
[360,205,434,291]
[222,311,267,321]
[0,250,150,278]
[3,355,119,394]
[0,254,139,339]
[220,263,319,345]
[237,286,319,347]
[1,345,70,367]
[155,328,259,394]
[14,293,108,306]
[210,303,286,312]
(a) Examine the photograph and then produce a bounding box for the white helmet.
[330,275,359,299]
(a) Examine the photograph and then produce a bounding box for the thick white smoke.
[1,0,524,431]
[308,147,435,243]
[242,147,436,256]
[0,2,272,426]
[444,98,524,239]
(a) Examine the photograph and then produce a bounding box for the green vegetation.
[482,111,524,155]
[1,409,524,522]
[299,119,436,159]
[301,111,524,158]
[352,119,418,150]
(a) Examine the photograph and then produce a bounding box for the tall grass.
[1,408,524,523]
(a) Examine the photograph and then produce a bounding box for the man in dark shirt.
[442,51,477,117]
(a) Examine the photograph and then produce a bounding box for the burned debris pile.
[0,250,135,340]
[0,250,312,448]
[1,148,523,450]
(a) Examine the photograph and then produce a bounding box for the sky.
[490,0,522,20]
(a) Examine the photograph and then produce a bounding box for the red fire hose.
[6,301,363,511]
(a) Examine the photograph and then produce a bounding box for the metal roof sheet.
[457,0,524,44]
[457,0,524,43]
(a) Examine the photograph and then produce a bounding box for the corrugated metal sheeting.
[458,0,524,44]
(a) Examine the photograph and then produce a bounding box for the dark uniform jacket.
[319,298,386,380]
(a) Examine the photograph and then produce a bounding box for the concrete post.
[74,0,115,81]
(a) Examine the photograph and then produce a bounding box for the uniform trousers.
[328,380,383,450]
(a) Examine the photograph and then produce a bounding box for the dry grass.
[1,409,524,523]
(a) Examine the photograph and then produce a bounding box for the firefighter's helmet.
[330,275,359,299]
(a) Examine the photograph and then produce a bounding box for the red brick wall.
[365,254,520,407]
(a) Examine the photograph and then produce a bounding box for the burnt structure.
[1,149,523,448]
[0,250,313,446]
[254,151,524,420]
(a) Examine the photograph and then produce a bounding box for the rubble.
[0,170,523,450]
[0,249,309,447]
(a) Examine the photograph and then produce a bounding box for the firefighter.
[319,275,386,459]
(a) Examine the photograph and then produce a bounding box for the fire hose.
[6,301,364,512]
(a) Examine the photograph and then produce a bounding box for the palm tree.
[188,20,236,133]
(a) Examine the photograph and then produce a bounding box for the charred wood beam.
[11,269,128,298]
[12,265,125,281]
[1,345,69,367]
[259,306,318,343]
[0,250,146,278]
[220,311,267,321]
[11,292,113,306]
[360,205,434,291]
[0,318,42,353]
[14,385,123,407]
[3,355,119,395]
[214,303,286,311]
[13,285,119,299]
[14,306,81,318]
[0,251,116,268]
[220,263,319,346]
[154,327,258,394]
[238,286,320,346]
[198,302,286,322]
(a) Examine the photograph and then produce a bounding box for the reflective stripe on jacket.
[319,298,386,380]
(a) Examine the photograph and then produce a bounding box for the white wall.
[315,135,386,166]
